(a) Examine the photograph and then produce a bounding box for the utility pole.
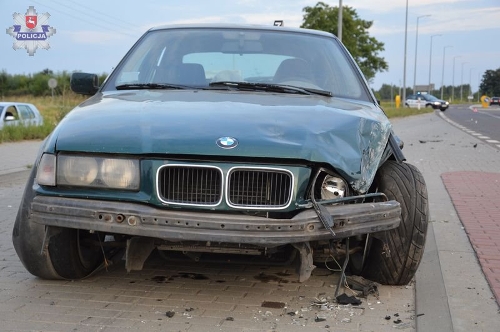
[338,0,343,42]
[441,46,452,99]
[460,62,469,102]
[413,15,431,93]
[469,67,475,101]
[451,56,461,102]
[428,34,442,94]
[402,0,408,106]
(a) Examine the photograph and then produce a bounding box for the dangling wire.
[325,239,357,297]
[334,237,351,298]
[96,232,110,271]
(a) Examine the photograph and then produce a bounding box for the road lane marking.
[437,110,499,150]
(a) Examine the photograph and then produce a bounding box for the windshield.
[103,27,371,101]
[426,95,439,101]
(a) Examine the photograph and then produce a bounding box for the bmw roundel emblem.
[216,136,238,149]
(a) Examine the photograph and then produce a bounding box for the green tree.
[479,68,500,96]
[301,2,388,82]
[377,84,400,101]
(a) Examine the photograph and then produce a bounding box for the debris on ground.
[419,139,443,144]
[393,322,413,329]
[346,275,379,298]
[336,293,362,305]
[261,301,286,308]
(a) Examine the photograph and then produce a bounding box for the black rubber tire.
[48,228,104,280]
[13,166,103,280]
[12,167,61,279]
[362,160,429,285]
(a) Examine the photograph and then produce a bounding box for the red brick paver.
[442,171,500,305]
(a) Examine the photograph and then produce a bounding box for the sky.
[1,0,499,92]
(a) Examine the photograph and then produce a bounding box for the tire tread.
[362,161,429,285]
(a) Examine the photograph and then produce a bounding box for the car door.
[1,105,22,128]
[406,94,417,108]
[17,104,39,126]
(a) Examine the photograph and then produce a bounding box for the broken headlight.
[312,168,349,202]
[320,174,347,200]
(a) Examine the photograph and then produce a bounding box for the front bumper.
[30,196,401,246]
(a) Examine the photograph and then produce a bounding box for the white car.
[0,102,44,130]
[405,93,449,111]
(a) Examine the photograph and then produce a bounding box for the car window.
[106,28,371,101]
[18,105,36,120]
[4,106,19,120]
[183,52,290,83]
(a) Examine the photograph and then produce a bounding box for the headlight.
[57,155,140,190]
[433,102,440,105]
[320,175,347,200]
[101,159,139,189]
[60,156,98,186]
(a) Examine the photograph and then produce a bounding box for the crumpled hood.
[52,90,392,192]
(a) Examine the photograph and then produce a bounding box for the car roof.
[0,102,36,106]
[148,23,336,39]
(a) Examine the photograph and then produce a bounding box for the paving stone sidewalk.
[442,171,500,305]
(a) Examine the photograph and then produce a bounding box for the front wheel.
[12,167,104,280]
[48,228,104,279]
[362,160,429,285]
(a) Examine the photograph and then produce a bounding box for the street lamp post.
[440,45,452,100]
[413,15,431,93]
[460,61,469,102]
[428,34,442,93]
[451,55,461,102]
[402,0,409,107]
[338,0,343,42]
[477,72,481,102]
[469,67,475,101]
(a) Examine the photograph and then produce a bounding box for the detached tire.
[48,228,104,280]
[362,160,429,285]
[12,168,61,279]
[13,167,103,280]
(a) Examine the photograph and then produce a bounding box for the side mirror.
[5,115,16,121]
[71,72,99,95]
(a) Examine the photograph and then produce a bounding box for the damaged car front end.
[13,24,428,285]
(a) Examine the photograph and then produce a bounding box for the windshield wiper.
[208,81,332,97]
[115,83,189,90]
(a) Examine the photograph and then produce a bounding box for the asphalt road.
[441,104,500,149]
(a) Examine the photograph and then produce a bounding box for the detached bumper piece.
[30,196,401,246]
